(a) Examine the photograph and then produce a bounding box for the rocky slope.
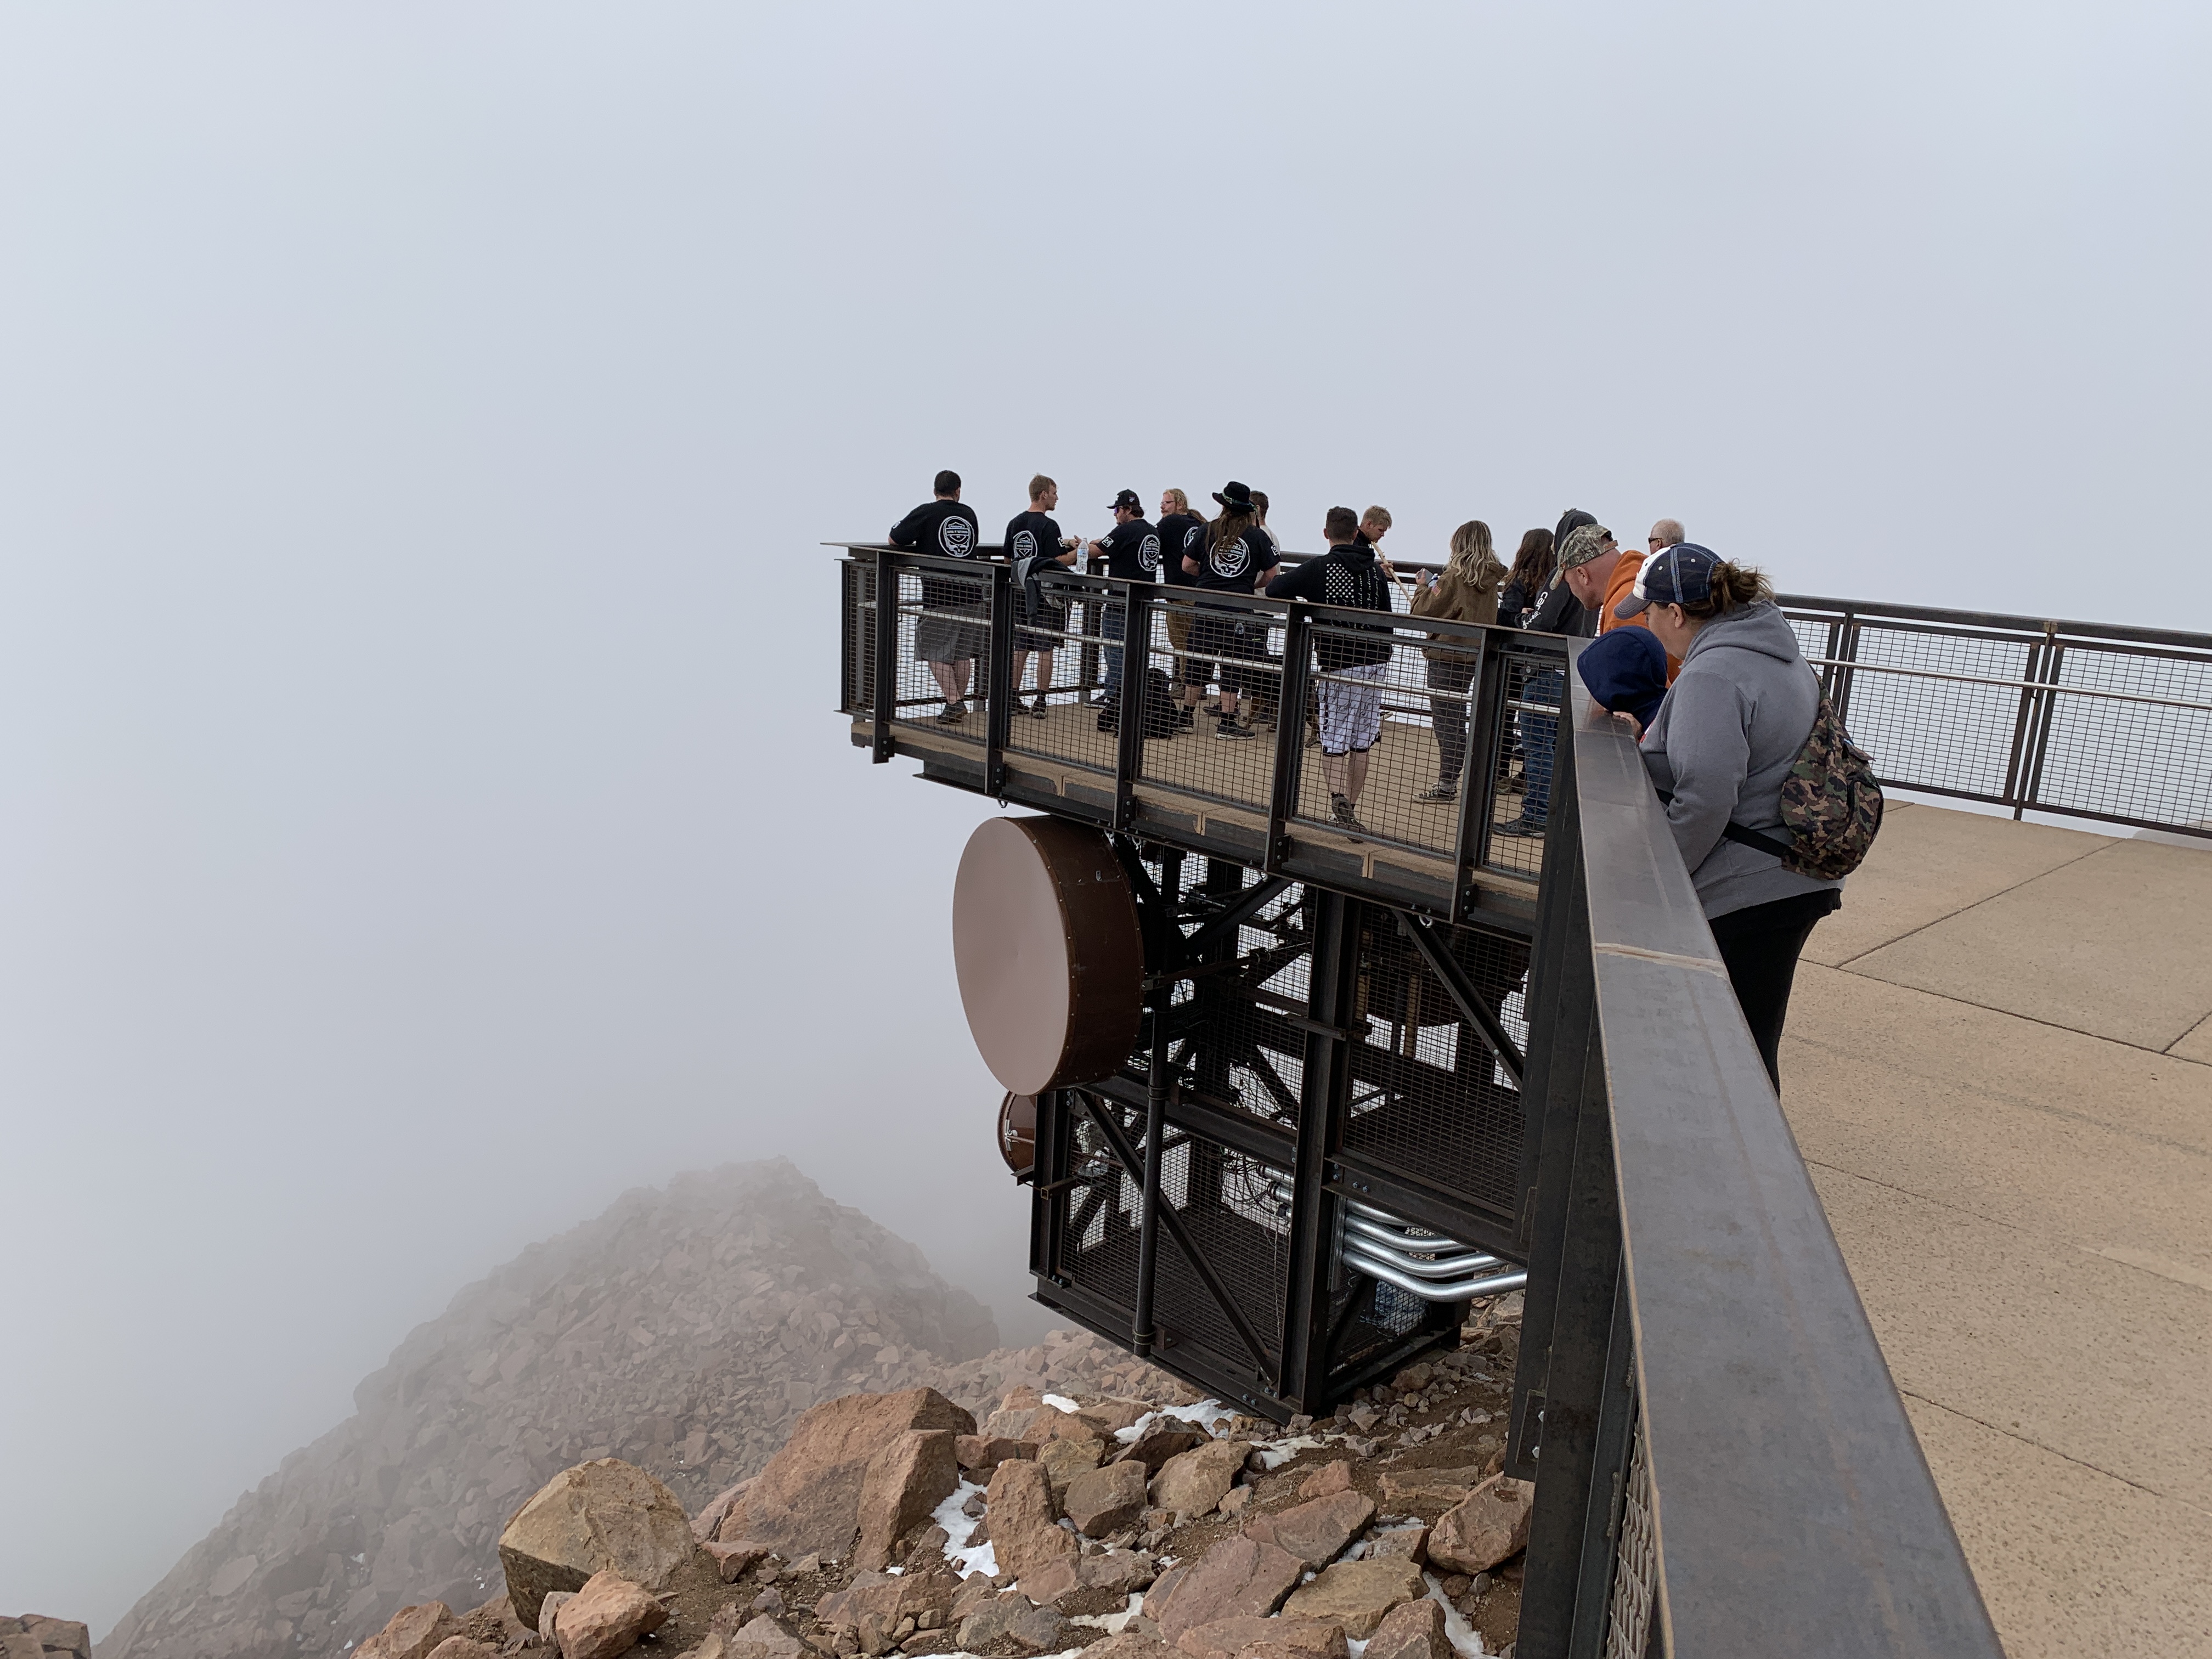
[101,1161,1031,1659]
[337,1288,1531,1659]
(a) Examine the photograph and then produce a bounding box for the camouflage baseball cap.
[1557,523,1616,571]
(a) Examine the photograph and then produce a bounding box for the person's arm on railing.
[1642,674,1754,872]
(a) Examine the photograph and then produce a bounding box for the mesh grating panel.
[1137,597,1289,816]
[1605,1399,1660,1659]
[1340,914,1530,1216]
[2035,646,2212,828]
[1058,1098,1290,1372]
[889,563,995,744]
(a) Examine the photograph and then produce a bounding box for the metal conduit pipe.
[1265,1183,1472,1248]
[1339,1243,1529,1304]
[1339,1213,1504,1268]
[1344,1245,1510,1282]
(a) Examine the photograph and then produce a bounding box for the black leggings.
[1707,889,1841,1092]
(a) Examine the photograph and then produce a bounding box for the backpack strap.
[1654,789,1794,860]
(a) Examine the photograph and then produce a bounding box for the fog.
[1,0,2205,1634]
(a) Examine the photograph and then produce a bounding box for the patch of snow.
[1158,1399,1239,1435]
[932,1478,998,1578]
[1042,1392,1082,1413]
[1252,1434,1325,1470]
[1068,1594,1146,1634]
[1424,1572,1488,1657]
[1345,1641,1369,1659]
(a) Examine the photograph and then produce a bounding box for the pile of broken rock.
[1,1616,89,1659]
[357,1317,1534,1659]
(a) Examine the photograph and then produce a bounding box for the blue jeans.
[1519,669,1564,823]
[1101,600,1128,698]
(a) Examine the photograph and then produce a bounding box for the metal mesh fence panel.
[1486,641,1565,878]
[1804,620,2036,799]
[1293,618,1477,858]
[1002,572,1125,779]
[1133,598,1289,818]
[1340,913,1530,1218]
[842,560,876,716]
[2033,646,2212,828]
[1604,1397,1660,1659]
[1057,1097,1291,1373]
[890,562,994,746]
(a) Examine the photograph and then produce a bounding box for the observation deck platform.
[1782,802,2212,1659]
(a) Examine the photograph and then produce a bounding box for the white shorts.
[1318,662,1387,754]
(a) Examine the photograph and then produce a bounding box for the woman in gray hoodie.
[1615,544,1842,1090]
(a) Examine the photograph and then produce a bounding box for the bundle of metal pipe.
[1265,1182,1529,1304]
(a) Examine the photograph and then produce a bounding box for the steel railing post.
[871,549,899,763]
[1277,887,1361,1410]
[1267,606,1314,870]
[1131,845,1183,1358]
[1113,583,1147,829]
[1447,629,1498,922]
[985,562,1014,797]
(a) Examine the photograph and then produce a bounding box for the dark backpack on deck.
[1139,666,1182,738]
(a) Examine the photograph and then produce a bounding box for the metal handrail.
[1507,665,2006,1657]
[1801,653,2212,713]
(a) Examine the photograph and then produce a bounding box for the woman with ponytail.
[1409,520,1509,801]
[1616,545,1843,1091]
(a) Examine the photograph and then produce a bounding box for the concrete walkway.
[1780,802,2212,1659]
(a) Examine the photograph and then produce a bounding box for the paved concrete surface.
[1782,802,2212,1659]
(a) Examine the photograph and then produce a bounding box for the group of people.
[888,471,1844,1088]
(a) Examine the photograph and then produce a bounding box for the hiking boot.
[1417,781,1458,802]
[936,700,967,724]
[1215,719,1256,741]
[1329,794,1367,838]
[1494,815,1545,837]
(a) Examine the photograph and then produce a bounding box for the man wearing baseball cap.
[1086,489,1160,723]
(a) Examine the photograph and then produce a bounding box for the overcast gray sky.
[2,0,2206,1635]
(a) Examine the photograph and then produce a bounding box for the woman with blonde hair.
[1409,520,1509,802]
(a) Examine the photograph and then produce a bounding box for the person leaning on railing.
[1407,520,1509,803]
[888,469,987,725]
[1005,474,1080,721]
[1085,489,1160,731]
[1616,544,1844,1091]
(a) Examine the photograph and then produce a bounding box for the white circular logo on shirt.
[1182,524,1202,551]
[1138,534,1161,573]
[1210,539,1251,579]
[1012,529,1037,560]
[940,517,974,557]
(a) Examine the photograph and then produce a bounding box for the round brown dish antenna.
[998,1092,1037,1175]
[952,816,1143,1093]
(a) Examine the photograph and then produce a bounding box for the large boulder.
[722,1389,975,1561]
[498,1459,696,1628]
[1080,1634,1174,1659]
[1149,1440,1249,1517]
[1425,1476,1534,1576]
[552,1573,667,1659]
[955,1598,1072,1653]
[1064,1459,1149,1537]
[853,1429,960,1570]
[1115,1425,1207,1476]
[1150,1536,1304,1644]
[1282,1560,1427,1639]
[1171,1615,1347,1659]
[985,1458,1077,1585]
[357,1603,460,1659]
[1242,1490,1375,1570]
[1037,1435,1106,1505]
[1362,1598,1450,1659]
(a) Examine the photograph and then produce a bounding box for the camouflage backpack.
[1719,697,1884,878]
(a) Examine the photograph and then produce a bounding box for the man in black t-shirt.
[1084,489,1160,725]
[1180,481,1281,739]
[1267,506,1399,834]
[1005,474,1079,720]
[1155,489,1204,697]
[888,470,987,723]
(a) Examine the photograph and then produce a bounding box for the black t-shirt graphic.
[1266,545,1397,668]
[890,498,984,608]
[1156,514,1204,586]
[1190,525,1280,601]
[1096,518,1161,583]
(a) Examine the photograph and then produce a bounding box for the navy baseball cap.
[1110,488,1142,511]
[1616,542,1719,619]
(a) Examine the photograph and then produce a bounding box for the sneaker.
[1304,727,1321,748]
[1178,707,1197,730]
[1494,815,1545,837]
[1030,696,1051,720]
[1215,720,1257,741]
[1417,781,1458,802]
[1329,794,1367,838]
[936,700,967,725]
[1094,702,1120,732]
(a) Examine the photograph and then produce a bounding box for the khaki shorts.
[1165,604,1194,679]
